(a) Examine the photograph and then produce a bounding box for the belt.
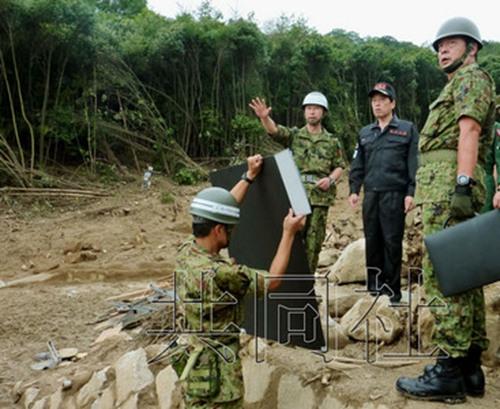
[420,149,456,165]
[301,174,318,183]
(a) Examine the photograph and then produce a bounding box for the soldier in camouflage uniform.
[173,154,305,408]
[396,17,496,403]
[249,92,346,273]
[481,97,500,211]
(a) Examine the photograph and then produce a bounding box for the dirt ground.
[0,174,498,408]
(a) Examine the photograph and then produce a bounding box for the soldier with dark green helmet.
[481,96,500,211]
[396,17,496,403]
[174,154,305,408]
[249,92,346,273]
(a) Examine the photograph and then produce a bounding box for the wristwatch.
[328,176,335,186]
[456,174,473,186]
[241,172,254,184]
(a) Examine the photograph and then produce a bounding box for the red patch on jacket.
[389,129,408,136]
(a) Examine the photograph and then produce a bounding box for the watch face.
[457,175,469,186]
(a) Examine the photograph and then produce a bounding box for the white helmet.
[302,91,328,111]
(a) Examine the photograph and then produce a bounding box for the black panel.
[210,154,325,350]
[425,210,500,296]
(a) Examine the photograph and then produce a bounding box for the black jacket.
[349,116,419,196]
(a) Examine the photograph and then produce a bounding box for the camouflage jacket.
[274,125,346,207]
[416,63,496,205]
[419,63,496,165]
[175,237,267,344]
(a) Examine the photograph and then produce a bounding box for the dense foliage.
[0,0,498,186]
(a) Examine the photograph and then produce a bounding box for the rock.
[277,374,315,409]
[32,398,48,409]
[69,369,93,391]
[49,388,63,409]
[242,356,276,403]
[318,248,340,268]
[63,241,82,255]
[483,315,500,367]
[327,284,364,318]
[23,387,40,409]
[12,381,24,403]
[65,251,97,264]
[325,317,350,350]
[485,282,500,313]
[327,239,366,284]
[59,348,78,360]
[415,305,434,351]
[156,365,181,409]
[90,386,114,409]
[93,325,132,345]
[340,295,403,344]
[318,395,348,409]
[114,348,154,406]
[61,379,72,390]
[120,394,138,409]
[76,367,110,407]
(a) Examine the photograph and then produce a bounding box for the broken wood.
[0,187,109,197]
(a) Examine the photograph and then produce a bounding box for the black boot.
[396,357,466,403]
[461,345,485,397]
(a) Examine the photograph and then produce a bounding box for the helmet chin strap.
[443,42,474,74]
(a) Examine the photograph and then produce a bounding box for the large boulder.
[114,348,154,406]
[327,284,364,318]
[327,239,366,284]
[340,295,403,344]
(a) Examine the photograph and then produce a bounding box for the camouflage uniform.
[274,125,346,272]
[174,237,267,408]
[481,122,500,212]
[416,63,496,357]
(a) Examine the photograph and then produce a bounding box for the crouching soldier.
[173,154,305,408]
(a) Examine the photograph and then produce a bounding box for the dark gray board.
[424,210,500,296]
[210,150,326,351]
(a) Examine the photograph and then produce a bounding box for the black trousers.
[362,191,406,301]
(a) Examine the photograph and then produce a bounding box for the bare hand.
[249,97,272,119]
[348,193,359,208]
[404,195,414,213]
[316,177,331,191]
[283,208,306,234]
[247,154,263,180]
[493,191,500,209]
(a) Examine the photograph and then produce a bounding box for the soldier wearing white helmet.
[249,92,346,272]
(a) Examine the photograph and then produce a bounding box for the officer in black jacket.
[348,82,419,303]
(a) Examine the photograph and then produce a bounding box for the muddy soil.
[1,175,498,408]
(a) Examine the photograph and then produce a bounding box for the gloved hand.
[450,185,474,219]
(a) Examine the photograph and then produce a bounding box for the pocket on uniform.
[387,135,409,145]
[186,348,220,398]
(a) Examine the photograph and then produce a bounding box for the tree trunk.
[9,24,36,180]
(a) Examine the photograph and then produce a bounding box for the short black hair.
[192,220,219,238]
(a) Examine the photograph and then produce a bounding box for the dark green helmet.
[190,187,240,225]
[432,17,482,51]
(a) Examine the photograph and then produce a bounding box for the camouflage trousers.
[304,205,329,273]
[183,342,244,409]
[421,201,489,357]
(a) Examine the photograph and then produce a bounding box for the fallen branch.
[0,187,109,197]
